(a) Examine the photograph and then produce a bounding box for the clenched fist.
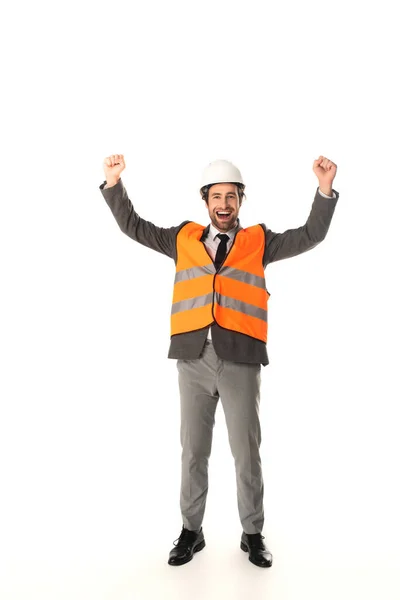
[103,154,126,187]
[313,156,337,193]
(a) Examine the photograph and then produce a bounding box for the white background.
[1,1,400,599]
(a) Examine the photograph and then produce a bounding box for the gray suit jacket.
[100,179,339,365]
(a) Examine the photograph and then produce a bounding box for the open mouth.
[216,211,232,221]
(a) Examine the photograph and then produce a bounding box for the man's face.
[206,183,241,232]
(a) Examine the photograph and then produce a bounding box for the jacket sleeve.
[100,179,187,262]
[262,187,339,267]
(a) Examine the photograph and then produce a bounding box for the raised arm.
[100,154,186,261]
[263,156,339,266]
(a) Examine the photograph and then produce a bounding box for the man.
[99,155,339,568]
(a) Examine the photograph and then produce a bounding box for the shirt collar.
[209,220,240,241]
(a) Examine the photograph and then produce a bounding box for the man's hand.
[103,154,126,188]
[313,156,337,196]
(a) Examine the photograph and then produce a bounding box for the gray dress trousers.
[177,340,263,534]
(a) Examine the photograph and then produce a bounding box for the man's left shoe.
[240,532,273,568]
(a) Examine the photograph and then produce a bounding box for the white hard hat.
[200,159,244,189]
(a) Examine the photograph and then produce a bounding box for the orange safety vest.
[171,222,270,342]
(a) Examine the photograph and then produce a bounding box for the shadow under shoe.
[241,532,273,568]
[168,526,206,566]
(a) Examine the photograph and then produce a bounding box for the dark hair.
[200,182,246,206]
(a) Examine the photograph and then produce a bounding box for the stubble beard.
[210,212,237,232]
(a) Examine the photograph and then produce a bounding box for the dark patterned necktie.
[214,233,229,271]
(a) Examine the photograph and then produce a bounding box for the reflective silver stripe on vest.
[215,293,268,322]
[174,264,215,284]
[218,266,266,290]
[171,292,214,315]
[175,264,266,289]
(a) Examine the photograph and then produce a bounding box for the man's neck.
[210,220,239,235]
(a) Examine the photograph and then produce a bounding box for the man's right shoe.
[168,526,206,566]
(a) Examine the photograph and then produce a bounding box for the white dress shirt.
[204,188,336,339]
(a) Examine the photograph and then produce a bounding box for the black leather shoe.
[168,526,206,566]
[240,532,273,568]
